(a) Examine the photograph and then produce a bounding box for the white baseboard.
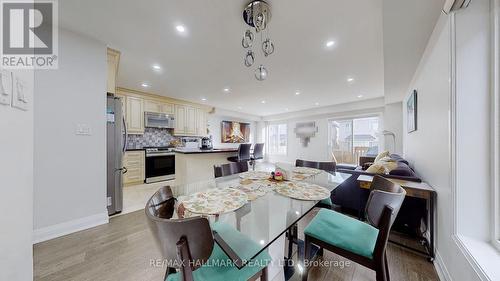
[33,212,109,244]
[434,250,452,281]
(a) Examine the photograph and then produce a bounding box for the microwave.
[144,112,175,129]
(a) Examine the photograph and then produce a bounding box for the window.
[328,116,380,164]
[267,123,287,155]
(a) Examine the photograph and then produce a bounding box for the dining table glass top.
[167,163,352,264]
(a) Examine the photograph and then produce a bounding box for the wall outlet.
[76,124,92,136]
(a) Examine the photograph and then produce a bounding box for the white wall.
[263,98,385,164]
[0,69,34,280]
[383,102,403,154]
[33,29,108,242]
[207,108,260,149]
[403,2,494,279]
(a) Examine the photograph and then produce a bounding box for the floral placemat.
[233,179,276,201]
[274,181,331,201]
[293,167,322,175]
[239,171,271,180]
[179,188,248,215]
[290,173,312,181]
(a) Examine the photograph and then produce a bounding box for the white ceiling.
[59,0,441,116]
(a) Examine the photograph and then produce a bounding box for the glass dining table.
[166,163,352,280]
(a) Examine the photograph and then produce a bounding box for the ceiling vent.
[443,0,471,14]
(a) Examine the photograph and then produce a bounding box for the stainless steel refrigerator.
[107,96,127,215]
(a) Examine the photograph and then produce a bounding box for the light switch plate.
[76,124,92,136]
[12,74,28,111]
[0,70,12,106]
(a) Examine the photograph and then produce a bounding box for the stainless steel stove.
[144,147,175,183]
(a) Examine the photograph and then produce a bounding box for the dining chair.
[145,186,270,281]
[214,162,249,178]
[227,143,252,163]
[249,143,265,171]
[301,176,406,281]
[295,159,336,172]
[295,159,337,208]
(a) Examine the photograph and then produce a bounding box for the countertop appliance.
[106,96,127,215]
[145,147,175,183]
[200,137,213,150]
[144,112,175,129]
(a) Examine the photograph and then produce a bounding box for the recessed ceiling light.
[347,77,355,83]
[176,25,186,33]
[357,94,364,98]
[315,102,319,106]
[237,106,242,110]
[152,64,161,71]
[285,108,289,111]
[201,98,207,101]
[261,100,266,104]
[223,88,230,93]
[326,40,335,47]
[141,83,150,88]
[259,240,265,245]
[295,91,300,96]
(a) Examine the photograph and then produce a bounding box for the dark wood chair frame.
[145,186,268,281]
[214,162,249,178]
[302,176,406,281]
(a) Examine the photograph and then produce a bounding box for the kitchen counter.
[125,148,145,151]
[173,148,238,154]
[174,148,239,184]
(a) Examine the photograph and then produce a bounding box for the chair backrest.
[365,176,406,260]
[214,162,249,178]
[253,143,265,160]
[145,186,214,271]
[365,175,405,228]
[238,143,252,161]
[295,159,337,172]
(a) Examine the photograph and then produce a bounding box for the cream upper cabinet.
[196,108,207,136]
[185,106,197,135]
[175,105,187,135]
[162,103,175,115]
[175,105,199,136]
[107,48,120,94]
[144,99,162,113]
[126,96,144,134]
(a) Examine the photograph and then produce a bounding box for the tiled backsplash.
[127,128,176,148]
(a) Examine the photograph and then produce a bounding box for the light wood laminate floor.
[34,208,439,281]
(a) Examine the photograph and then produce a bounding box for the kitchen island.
[174,148,238,184]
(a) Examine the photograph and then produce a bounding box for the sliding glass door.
[328,116,380,164]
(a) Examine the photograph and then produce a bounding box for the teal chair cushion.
[304,209,379,259]
[319,197,332,206]
[166,222,271,281]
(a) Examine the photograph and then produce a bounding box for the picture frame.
[221,121,251,143]
[407,90,417,133]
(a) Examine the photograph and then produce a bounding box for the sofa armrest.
[336,169,422,183]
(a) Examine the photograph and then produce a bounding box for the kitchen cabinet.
[126,96,144,134]
[196,108,207,136]
[144,100,162,113]
[175,105,187,135]
[106,48,120,94]
[123,151,145,185]
[145,99,175,115]
[175,105,198,136]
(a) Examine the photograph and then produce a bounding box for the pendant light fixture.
[241,1,274,81]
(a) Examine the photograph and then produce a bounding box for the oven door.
[145,153,175,183]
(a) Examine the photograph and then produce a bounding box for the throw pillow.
[374,151,390,163]
[366,163,386,174]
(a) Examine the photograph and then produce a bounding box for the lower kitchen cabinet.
[123,151,145,185]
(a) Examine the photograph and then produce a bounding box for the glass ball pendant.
[262,38,274,57]
[244,50,255,67]
[254,65,268,81]
[242,30,254,48]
